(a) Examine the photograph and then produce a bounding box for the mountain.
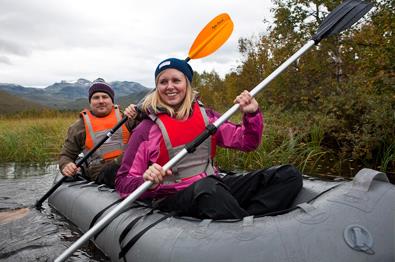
[0,79,151,110]
[0,90,47,114]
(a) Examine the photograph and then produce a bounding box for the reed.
[0,108,391,178]
[0,114,76,163]
[215,109,334,176]
[216,129,330,175]
[378,144,395,174]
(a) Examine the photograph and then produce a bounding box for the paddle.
[53,13,234,262]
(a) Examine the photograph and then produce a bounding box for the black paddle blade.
[312,0,373,44]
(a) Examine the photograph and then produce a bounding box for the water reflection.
[0,162,59,179]
[0,163,107,261]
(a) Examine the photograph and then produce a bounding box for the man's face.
[90,92,113,117]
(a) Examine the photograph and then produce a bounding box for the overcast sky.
[0,0,274,88]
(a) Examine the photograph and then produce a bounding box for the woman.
[116,58,302,219]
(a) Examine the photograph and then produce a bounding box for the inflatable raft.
[48,168,394,262]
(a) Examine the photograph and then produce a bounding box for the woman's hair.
[141,72,198,120]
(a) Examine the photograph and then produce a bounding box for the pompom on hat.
[154,58,193,83]
[88,78,114,102]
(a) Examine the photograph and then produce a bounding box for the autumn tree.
[194,0,394,172]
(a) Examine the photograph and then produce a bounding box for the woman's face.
[156,69,187,108]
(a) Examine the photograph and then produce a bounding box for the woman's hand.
[62,162,80,177]
[233,90,259,113]
[124,104,138,119]
[143,163,172,188]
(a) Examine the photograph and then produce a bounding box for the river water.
[1,163,393,262]
[0,163,107,261]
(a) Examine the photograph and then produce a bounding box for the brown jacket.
[59,115,137,181]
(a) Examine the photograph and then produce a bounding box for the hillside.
[0,90,47,114]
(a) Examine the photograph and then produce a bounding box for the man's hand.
[62,162,80,177]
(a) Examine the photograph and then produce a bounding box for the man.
[59,78,138,188]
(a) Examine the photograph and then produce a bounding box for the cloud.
[0,39,30,56]
[0,55,11,64]
[0,0,273,87]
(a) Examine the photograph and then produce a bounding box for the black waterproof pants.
[156,164,303,220]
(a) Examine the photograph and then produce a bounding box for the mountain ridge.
[0,78,151,110]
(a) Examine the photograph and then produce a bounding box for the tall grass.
[0,112,76,164]
[216,127,331,175]
[0,108,392,178]
[379,144,395,173]
[218,105,394,178]
[215,109,348,177]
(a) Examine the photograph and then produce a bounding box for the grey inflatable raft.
[48,169,395,262]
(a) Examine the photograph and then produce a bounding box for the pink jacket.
[115,108,264,199]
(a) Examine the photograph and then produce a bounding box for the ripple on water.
[0,163,108,261]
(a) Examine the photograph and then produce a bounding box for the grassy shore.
[0,112,76,163]
[0,109,392,178]
[215,108,393,177]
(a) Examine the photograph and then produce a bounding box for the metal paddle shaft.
[56,1,373,260]
[34,116,128,209]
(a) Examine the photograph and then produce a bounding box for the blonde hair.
[142,74,198,120]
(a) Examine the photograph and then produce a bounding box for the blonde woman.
[116,58,302,219]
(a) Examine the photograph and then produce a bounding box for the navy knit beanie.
[88,78,115,102]
[155,58,193,83]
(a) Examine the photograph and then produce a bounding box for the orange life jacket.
[81,105,130,162]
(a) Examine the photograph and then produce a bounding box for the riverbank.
[0,112,76,163]
[0,110,393,178]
